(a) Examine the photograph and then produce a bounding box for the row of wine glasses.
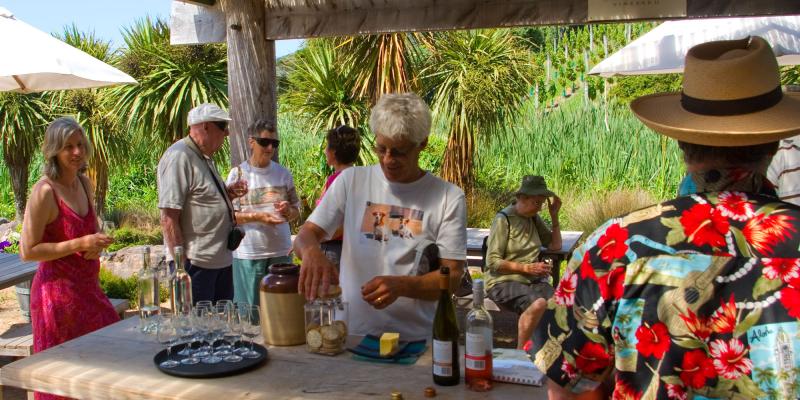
[155,301,261,369]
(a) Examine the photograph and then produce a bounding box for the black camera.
[227,226,245,250]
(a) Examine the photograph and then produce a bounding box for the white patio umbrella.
[0,7,136,93]
[589,16,800,77]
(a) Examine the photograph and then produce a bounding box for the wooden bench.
[0,298,129,358]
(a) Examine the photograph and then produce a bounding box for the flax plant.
[281,39,374,166]
[112,18,228,154]
[420,29,535,191]
[0,93,49,220]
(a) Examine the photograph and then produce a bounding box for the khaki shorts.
[488,281,554,315]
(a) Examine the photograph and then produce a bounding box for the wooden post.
[219,0,277,167]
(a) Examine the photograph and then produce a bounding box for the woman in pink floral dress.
[20,118,119,400]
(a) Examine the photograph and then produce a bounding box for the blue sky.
[1,1,303,57]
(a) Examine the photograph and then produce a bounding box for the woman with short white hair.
[20,117,119,400]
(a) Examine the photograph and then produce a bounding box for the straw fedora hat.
[631,36,800,146]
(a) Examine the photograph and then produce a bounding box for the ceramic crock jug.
[259,263,306,345]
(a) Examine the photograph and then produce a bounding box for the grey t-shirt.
[157,137,232,268]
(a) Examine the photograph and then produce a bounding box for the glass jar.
[304,285,349,355]
[259,263,306,345]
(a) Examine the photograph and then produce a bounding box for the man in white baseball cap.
[157,103,247,304]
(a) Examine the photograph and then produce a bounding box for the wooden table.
[0,317,547,399]
[466,228,583,283]
[0,253,37,290]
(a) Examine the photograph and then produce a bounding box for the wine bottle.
[432,266,460,386]
[170,246,193,315]
[137,246,160,333]
[465,278,493,387]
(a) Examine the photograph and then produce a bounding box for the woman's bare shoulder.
[30,179,57,205]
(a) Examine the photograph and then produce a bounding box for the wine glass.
[192,304,212,358]
[201,308,223,364]
[241,304,262,359]
[212,303,232,356]
[223,309,243,363]
[99,221,116,257]
[175,312,198,361]
[156,316,180,368]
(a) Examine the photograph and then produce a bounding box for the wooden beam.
[183,0,215,6]
[219,0,277,167]
[259,0,800,40]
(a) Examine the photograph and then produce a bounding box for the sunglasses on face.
[211,121,228,131]
[254,137,280,148]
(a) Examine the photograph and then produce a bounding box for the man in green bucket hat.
[484,175,562,348]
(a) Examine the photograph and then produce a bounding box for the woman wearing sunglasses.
[225,119,301,308]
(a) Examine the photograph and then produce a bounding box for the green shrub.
[107,227,163,252]
[99,267,139,305]
[99,267,170,307]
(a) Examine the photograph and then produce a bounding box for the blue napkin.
[348,335,427,364]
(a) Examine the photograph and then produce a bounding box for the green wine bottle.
[432,266,460,386]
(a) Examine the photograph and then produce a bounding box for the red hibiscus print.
[612,379,641,400]
[554,269,578,306]
[763,258,800,283]
[635,322,670,359]
[780,285,800,318]
[680,203,730,248]
[561,358,577,380]
[665,383,687,400]
[678,349,716,389]
[597,223,630,262]
[716,192,754,222]
[709,338,753,380]
[598,266,626,300]
[679,309,712,341]
[710,295,737,334]
[575,342,611,375]
[744,212,797,255]
[580,254,598,280]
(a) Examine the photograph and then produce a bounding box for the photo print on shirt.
[360,201,424,243]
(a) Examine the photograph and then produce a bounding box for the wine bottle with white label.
[432,266,460,386]
[465,278,493,386]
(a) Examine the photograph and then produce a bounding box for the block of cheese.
[379,332,400,356]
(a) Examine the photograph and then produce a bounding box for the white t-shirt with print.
[308,165,467,340]
[226,161,300,260]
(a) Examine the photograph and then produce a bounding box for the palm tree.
[0,93,49,220]
[281,39,372,164]
[334,33,421,104]
[420,30,535,190]
[113,17,228,154]
[51,24,128,217]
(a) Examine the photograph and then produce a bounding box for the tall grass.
[475,97,684,203]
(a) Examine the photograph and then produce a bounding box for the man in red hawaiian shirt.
[531,36,800,400]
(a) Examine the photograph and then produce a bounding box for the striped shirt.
[767,135,800,205]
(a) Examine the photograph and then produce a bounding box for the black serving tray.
[153,342,268,378]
